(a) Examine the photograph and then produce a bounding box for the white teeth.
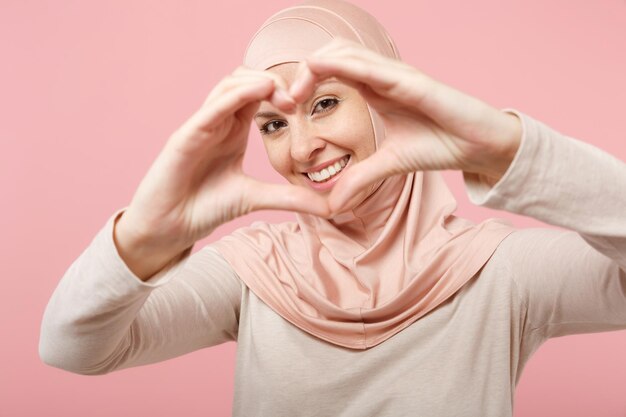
[306,156,350,183]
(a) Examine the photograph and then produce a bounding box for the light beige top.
[39,111,626,417]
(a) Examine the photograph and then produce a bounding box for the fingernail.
[276,88,296,106]
[289,62,307,96]
[288,80,302,98]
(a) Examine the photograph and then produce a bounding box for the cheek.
[357,138,376,162]
[341,119,376,158]
[340,101,376,157]
[263,140,291,175]
[364,134,377,156]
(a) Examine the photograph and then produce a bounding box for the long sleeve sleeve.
[39,207,242,375]
[463,108,626,339]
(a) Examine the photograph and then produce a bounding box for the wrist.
[473,111,522,185]
[113,211,192,281]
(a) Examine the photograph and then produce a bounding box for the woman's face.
[254,62,376,195]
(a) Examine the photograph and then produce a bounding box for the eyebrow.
[253,79,342,120]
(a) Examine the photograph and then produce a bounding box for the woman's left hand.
[288,37,522,213]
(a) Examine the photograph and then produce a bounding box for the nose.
[289,127,326,163]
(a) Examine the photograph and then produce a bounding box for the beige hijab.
[210,0,516,349]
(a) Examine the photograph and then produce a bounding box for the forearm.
[39,208,235,375]
[464,108,626,269]
[39,209,170,374]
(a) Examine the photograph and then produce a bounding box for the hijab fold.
[210,0,516,350]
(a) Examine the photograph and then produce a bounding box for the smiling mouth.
[303,155,350,183]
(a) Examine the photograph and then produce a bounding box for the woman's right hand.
[115,66,331,262]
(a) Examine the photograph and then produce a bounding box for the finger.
[288,59,371,103]
[246,179,331,217]
[289,40,405,100]
[288,58,376,103]
[232,66,296,112]
[205,72,295,113]
[188,78,275,131]
[288,60,320,103]
[204,73,272,104]
[327,149,400,213]
[296,52,502,146]
[304,47,504,142]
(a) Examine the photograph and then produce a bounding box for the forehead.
[265,62,299,84]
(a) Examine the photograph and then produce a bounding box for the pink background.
[1,0,625,416]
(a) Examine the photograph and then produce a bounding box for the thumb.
[246,178,331,217]
[328,149,398,213]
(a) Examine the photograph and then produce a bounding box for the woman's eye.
[313,97,339,114]
[260,120,286,135]
[259,98,339,135]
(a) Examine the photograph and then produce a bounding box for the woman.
[39,0,626,415]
